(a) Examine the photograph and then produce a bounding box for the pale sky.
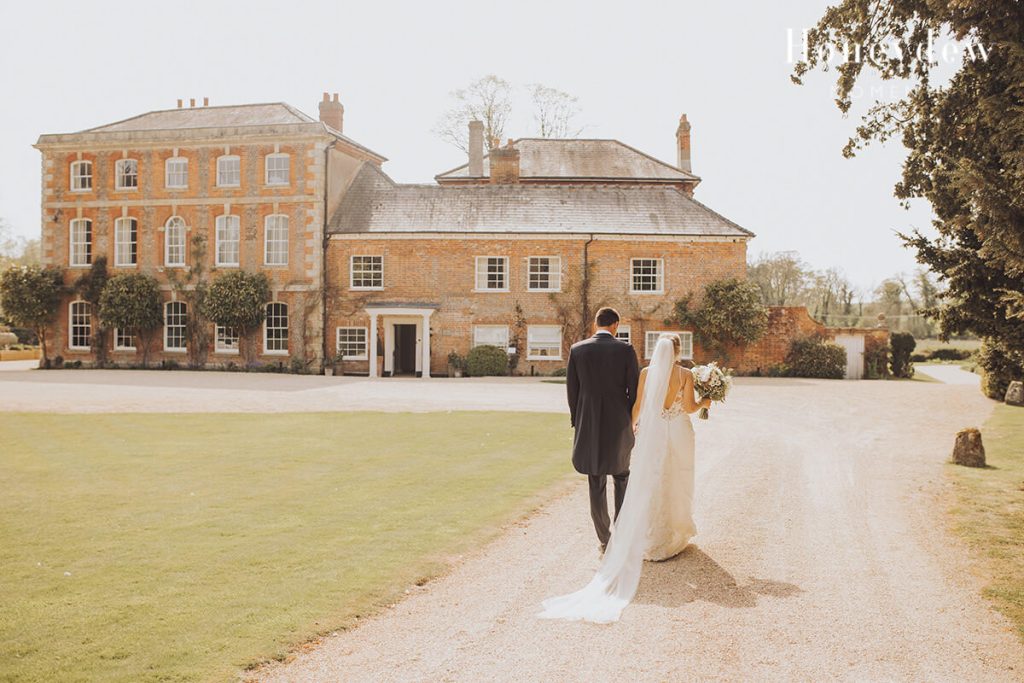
[0,0,938,294]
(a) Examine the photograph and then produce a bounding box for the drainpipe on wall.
[321,140,337,373]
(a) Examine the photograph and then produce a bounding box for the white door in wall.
[833,333,865,380]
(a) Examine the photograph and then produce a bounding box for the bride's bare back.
[631,364,709,428]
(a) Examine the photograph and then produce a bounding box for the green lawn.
[0,412,573,682]
[948,403,1024,641]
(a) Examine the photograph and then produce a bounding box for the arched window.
[265,153,290,185]
[69,218,92,267]
[264,303,288,354]
[69,301,91,350]
[115,159,138,190]
[215,215,240,266]
[264,214,288,266]
[114,217,137,266]
[165,157,188,189]
[216,155,240,187]
[70,160,92,191]
[165,216,186,267]
[164,301,187,351]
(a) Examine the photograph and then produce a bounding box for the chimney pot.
[177,99,183,109]
[203,97,209,107]
[676,113,692,173]
[318,92,344,133]
[189,98,196,108]
[468,120,484,177]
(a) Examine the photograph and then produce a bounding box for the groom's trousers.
[588,472,629,546]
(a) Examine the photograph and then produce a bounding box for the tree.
[200,271,270,366]
[0,219,39,270]
[747,251,809,306]
[73,258,109,366]
[434,75,513,153]
[99,273,163,367]
[0,265,63,366]
[528,83,583,138]
[667,278,769,358]
[874,279,904,316]
[793,0,1024,385]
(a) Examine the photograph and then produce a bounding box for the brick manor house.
[35,93,753,376]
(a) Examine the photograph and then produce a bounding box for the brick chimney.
[319,92,344,133]
[468,120,484,177]
[489,139,520,184]
[676,114,692,173]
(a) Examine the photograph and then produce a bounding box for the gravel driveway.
[252,377,1022,682]
[4,365,1020,680]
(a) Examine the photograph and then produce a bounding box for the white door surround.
[365,306,437,378]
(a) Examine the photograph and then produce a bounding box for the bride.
[539,333,710,623]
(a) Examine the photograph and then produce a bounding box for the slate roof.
[79,103,316,132]
[435,138,699,182]
[37,102,387,161]
[330,163,751,238]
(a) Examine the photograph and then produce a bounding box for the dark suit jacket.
[566,332,641,475]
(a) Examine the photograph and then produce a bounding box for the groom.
[566,307,641,552]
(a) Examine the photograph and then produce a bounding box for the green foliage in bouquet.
[466,344,508,377]
[784,336,846,379]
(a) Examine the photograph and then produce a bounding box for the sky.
[0,0,942,294]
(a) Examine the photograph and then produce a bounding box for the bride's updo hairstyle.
[658,332,682,360]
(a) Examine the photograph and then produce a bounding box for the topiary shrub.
[466,345,509,377]
[890,332,916,378]
[784,337,846,379]
[977,339,1024,400]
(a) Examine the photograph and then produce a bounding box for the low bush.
[550,366,568,377]
[466,345,508,377]
[784,337,846,379]
[910,353,928,363]
[927,347,974,361]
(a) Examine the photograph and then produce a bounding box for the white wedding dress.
[538,337,696,623]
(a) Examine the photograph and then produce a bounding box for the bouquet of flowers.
[690,362,733,420]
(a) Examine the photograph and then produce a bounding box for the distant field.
[915,338,982,353]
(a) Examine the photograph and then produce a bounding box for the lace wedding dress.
[538,337,696,623]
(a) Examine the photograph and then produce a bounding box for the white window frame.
[70,160,92,192]
[527,256,561,292]
[472,325,509,350]
[215,215,240,267]
[215,325,240,354]
[164,216,187,267]
[115,158,138,190]
[264,215,289,266]
[644,330,693,360]
[336,327,368,360]
[264,303,289,355]
[265,153,290,186]
[114,217,137,267]
[69,218,92,267]
[114,328,136,351]
[616,324,632,346]
[350,255,383,290]
[163,301,187,352]
[527,325,562,361]
[165,157,188,189]
[216,155,241,187]
[474,256,509,292]
[630,258,664,294]
[69,301,91,350]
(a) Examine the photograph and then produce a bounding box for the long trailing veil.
[538,335,677,623]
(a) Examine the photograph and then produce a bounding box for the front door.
[393,324,417,376]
